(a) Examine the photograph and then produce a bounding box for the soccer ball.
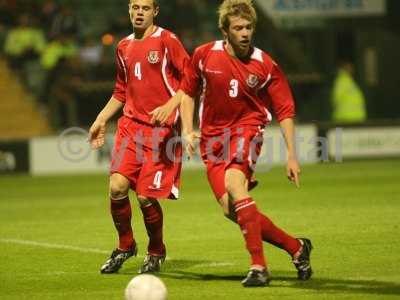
[124,274,167,300]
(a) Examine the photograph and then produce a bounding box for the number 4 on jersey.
[134,62,142,80]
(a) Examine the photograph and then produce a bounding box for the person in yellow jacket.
[4,13,46,68]
[40,34,78,71]
[331,61,367,123]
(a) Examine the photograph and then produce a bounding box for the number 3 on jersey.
[134,62,142,80]
[229,79,239,98]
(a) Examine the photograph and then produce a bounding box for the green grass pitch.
[1,159,400,299]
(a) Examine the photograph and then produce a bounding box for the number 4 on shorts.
[153,171,163,189]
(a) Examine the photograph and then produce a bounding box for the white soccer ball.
[124,274,167,300]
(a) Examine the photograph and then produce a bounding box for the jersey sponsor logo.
[246,74,259,88]
[148,50,160,64]
[205,68,223,74]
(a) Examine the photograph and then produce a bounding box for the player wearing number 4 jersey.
[152,0,313,287]
[88,0,189,275]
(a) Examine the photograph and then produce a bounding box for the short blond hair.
[218,0,257,30]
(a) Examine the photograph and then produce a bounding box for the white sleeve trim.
[117,52,128,83]
[161,49,177,96]
[260,73,272,89]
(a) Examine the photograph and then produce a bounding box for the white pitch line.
[193,262,235,268]
[0,238,235,268]
[0,238,109,254]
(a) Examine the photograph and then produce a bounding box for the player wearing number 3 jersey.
[88,0,189,275]
[152,0,313,287]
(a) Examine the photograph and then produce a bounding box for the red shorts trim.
[110,116,182,200]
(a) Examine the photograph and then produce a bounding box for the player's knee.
[137,196,153,207]
[225,180,244,199]
[225,170,245,194]
[109,174,130,199]
[225,180,237,196]
[225,176,234,192]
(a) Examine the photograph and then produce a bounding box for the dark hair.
[129,0,159,8]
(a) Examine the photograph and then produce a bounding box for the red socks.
[233,197,302,268]
[140,201,165,256]
[110,197,135,250]
[110,197,165,255]
[234,198,266,269]
[257,212,301,256]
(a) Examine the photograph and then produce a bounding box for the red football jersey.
[113,27,189,126]
[180,40,296,136]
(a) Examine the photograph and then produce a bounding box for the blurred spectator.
[79,36,103,65]
[174,0,199,29]
[194,0,219,40]
[40,33,78,114]
[0,0,16,56]
[109,14,132,39]
[3,11,45,94]
[0,0,16,27]
[40,34,78,71]
[48,56,83,128]
[3,13,46,70]
[40,0,59,36]
[78,46,115,125]
[199,29,217,46]
[331,60,367,123]
[50,4,81,40]
[0,1,9,51]
[179,29,197,53]
[0,0,248,130]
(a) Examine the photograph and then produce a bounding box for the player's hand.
[88,119,106,149]
[182,131,200,160]
[287,157,301,188]
[150,101,176,125]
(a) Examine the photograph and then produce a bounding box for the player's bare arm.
[179,91,199,159]
[150,89,199,157]
[89,97,124,149]
[279,118,301,187]
[150,90,184,125]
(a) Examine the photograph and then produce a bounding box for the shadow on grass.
[273,274,400,296]
[158,268,400,296]
[120,258,212,275]
[117,259,400,296]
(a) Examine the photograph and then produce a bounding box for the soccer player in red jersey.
[152,0,313,287]
[88,0,189,274]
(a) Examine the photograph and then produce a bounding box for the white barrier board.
[328,127,400,158]
[30,125,318,175]
[257,0,386,18]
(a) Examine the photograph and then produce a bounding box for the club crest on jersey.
[246,74,259,88]
[148,50,160,64]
